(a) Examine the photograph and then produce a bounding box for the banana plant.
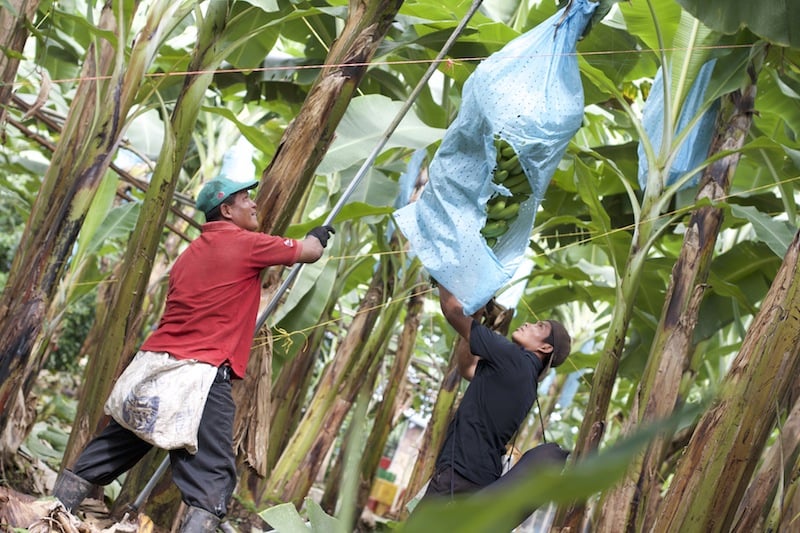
[61,0,230,472]
[0,0,196,445]
[0,0,41,125]
[32,171,139,377]
[551,1,728,528]
[654,231,800,532]
[596,51,763,531]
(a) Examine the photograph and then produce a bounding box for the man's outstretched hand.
[307,225,335,248]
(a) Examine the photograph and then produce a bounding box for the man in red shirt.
[52,176,334,531]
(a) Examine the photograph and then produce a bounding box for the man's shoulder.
[469,322,521,363]
[201,221,256,236]
[197,223,287,246]
[200,220,237,232]
[471,321,511,345]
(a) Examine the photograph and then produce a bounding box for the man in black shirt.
[423,284,572,497]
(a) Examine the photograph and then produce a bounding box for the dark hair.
[203,193,237,222]
[545,320,572,368]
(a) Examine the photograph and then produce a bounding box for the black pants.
[72,366,237,518]
[476,443,569,528]
[423,464,483,499]
[422,443,569,504]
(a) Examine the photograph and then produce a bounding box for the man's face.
[223,189,258,231]
[511,320,553,353]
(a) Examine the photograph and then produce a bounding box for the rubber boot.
[52,469,94,512]
[180,506,221,532]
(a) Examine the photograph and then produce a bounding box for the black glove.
[307,225,335,248]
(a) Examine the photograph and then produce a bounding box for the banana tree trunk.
[0,0,138,441]
[730,392,800,532]
[230,0,404,504]
[553,207,662,530]
[254,0,403,236]
[353,265,426,517]
[302,302,390,509]
[318,330,386,514]
[596,62,760,532]
[319,406,356,514]
[552,74,715,533]
[652,229,800,532]
[0,0,39,127]
[399,341,461,514]
[267,324,328,467]
[260,257,400,506]
[776,456,800,531]
[265,256,353,472]
[60,0,225,477]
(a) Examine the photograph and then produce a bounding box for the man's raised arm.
[438,284,483,380]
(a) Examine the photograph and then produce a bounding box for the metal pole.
[132,0,484,512]
[254,0,484,333]
[128,453,170,512]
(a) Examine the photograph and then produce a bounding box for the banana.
[493,168,509,183]
[480,220,509,238]
[498,154,519,172]
[486,197,507,218]
[509,178,533,195]
[502,172,528,190]
[39,428,68,451]
[483,136,528,246]
[493,136,503,155]
[493,202,521,220]
[507,161,524,176]
[506,173,527,188]
[509,193,530,204]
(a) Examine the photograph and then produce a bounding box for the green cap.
[196,175,258,214]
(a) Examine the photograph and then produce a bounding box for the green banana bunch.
[482,136,533,248]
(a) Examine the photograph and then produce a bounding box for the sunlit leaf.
[259,502,310,532]
[676,0,800,47]
[730,204,796,258]
[402,404,703,532]
[316,95,445,175]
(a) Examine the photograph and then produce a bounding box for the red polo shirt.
[140,221,302,378]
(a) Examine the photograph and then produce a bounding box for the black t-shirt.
[435,321,543,486]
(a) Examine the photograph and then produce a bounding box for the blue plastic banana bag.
[637,59,719,191]
[394,0,596,313]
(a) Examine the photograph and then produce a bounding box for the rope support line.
[62,166,793,315]
[1,43,756,90]
[280,171,800,271]
[248,166,800,360]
